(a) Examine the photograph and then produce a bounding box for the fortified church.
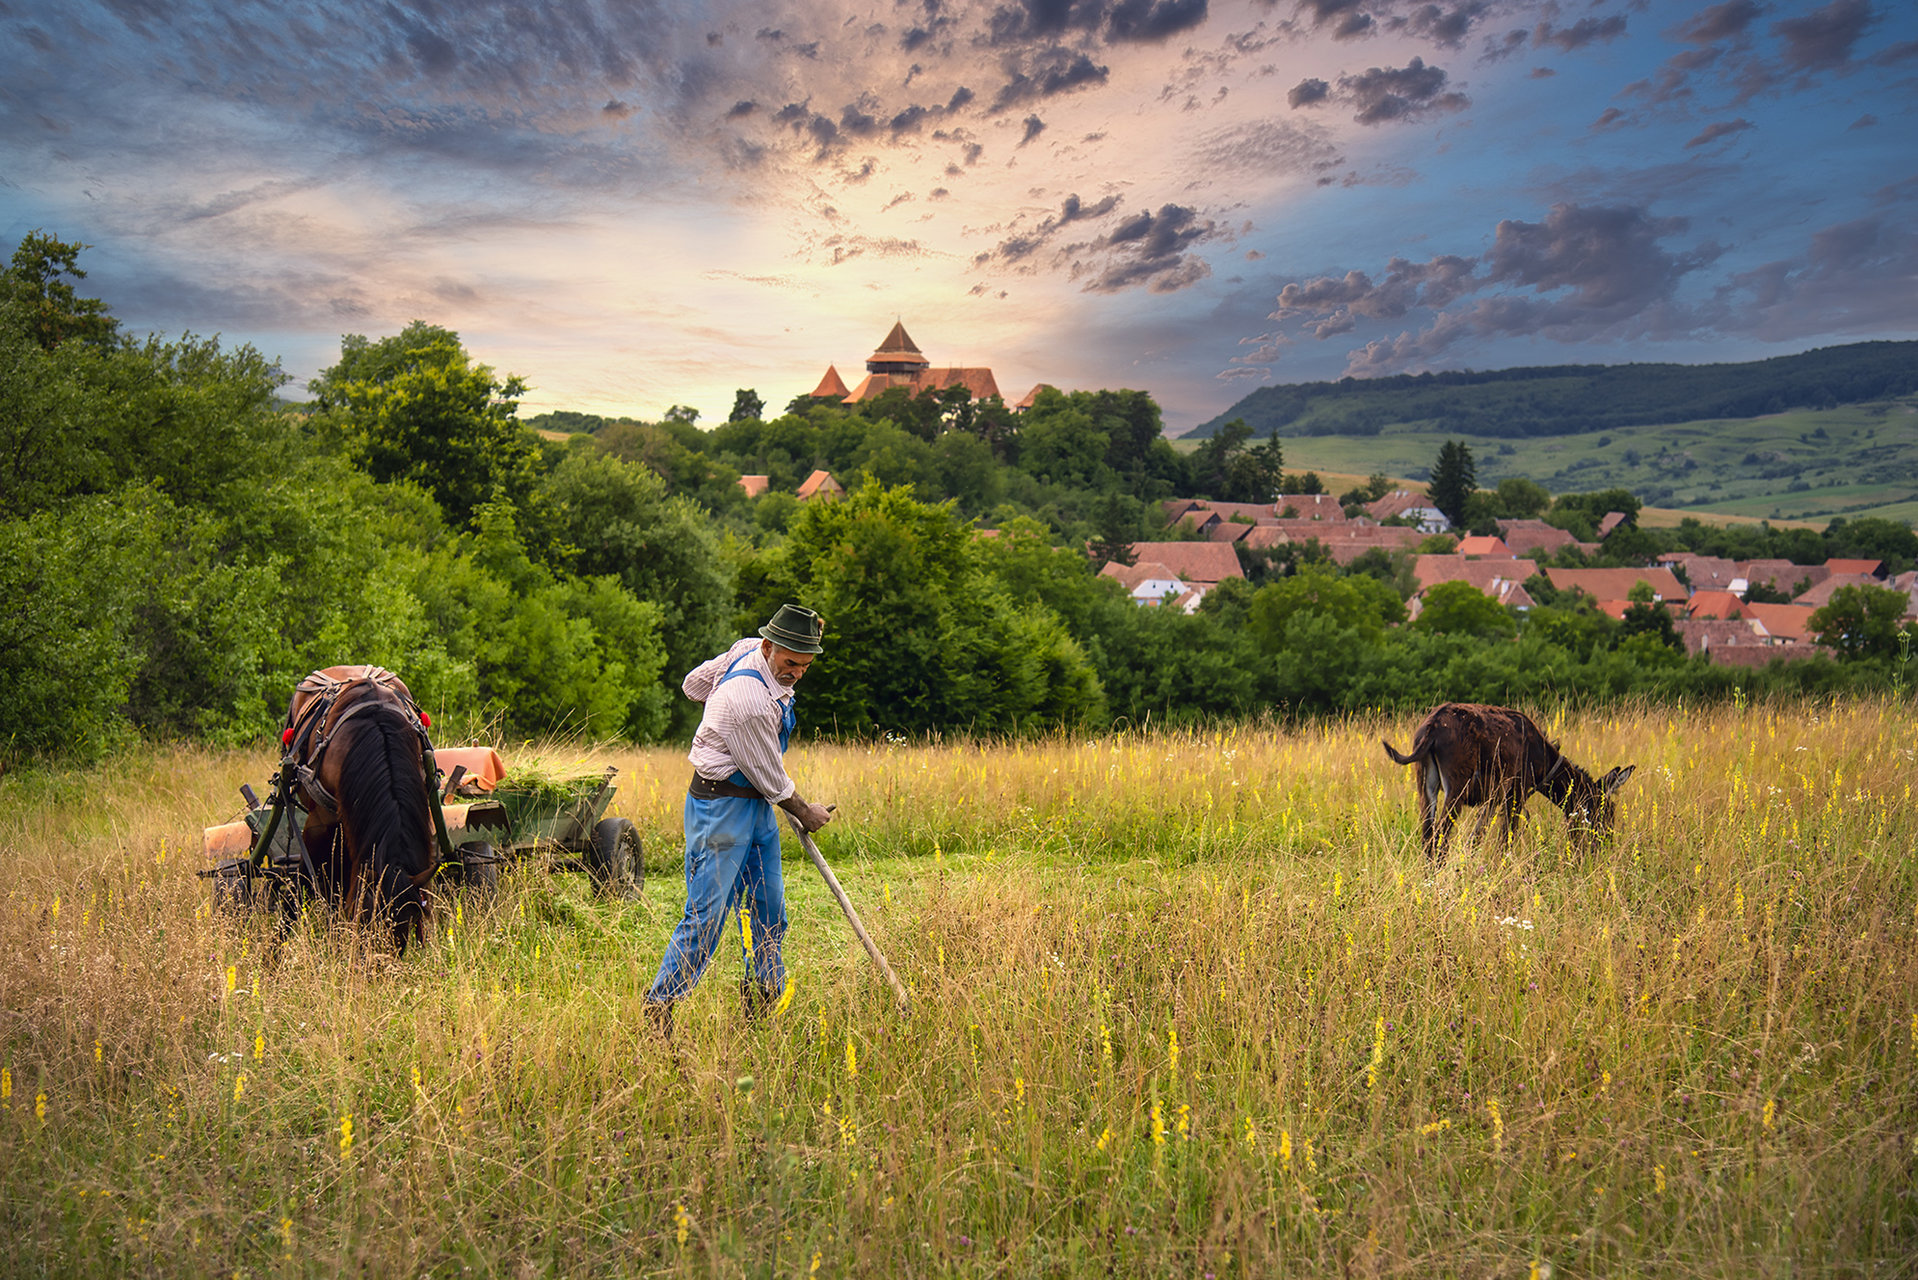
[808,322,1048,410]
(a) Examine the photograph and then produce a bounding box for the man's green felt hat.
[760,603,825,654]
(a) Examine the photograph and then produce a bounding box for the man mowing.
[643,604,835,1039]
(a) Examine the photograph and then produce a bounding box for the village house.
[1099,560,1198,610]
[1367,489,1450,534]
[795,469,845,501]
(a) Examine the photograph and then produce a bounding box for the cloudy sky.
[3,0,1914,429]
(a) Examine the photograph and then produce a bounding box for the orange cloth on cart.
[436,746,508,793]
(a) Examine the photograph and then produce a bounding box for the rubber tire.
[590,817,643,899]
[460,841,500,898]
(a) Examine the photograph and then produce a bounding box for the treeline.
[2,234,1912,765]
[1188,340,1918,440]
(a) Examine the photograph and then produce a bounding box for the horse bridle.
[283,667,434,821]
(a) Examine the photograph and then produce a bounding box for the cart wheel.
[590,817,643,898]
[460,842,500,897]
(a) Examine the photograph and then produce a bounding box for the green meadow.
[4,705,1916,1276]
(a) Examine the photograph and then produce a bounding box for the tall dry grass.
[2,702,1914,1276]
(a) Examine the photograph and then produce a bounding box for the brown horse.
[284,666,440,950]
[1382,703,1635,862]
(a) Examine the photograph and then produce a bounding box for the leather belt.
[689,772,765,801]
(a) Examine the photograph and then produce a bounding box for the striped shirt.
[685,637,797,803]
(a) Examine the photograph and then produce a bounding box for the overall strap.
[718,653,796,753]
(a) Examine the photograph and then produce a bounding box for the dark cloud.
[1082,203,1219,293]
[1710,209,1918,339]
[726,100,758,119]
[1685,118,1754,148]
[1334,11,1373,40]
[973,191,1123,265]
[1019,113,1048,145]
[1534,15,1628,53]
[1772,0,1875,72]
[1670,0,1764,46]
[1848,112,1878,128]
[1591,106,1629,131]
[1528,66,1555,79]
[1258,203,1721,374]
[1287,77,1330,107]
[986,0,1207,46]
[1339,57,1468,125]
[602,99,634,119]
[1106,0,1211,43]
[1394,3,1488,49]
[990,48,1111,112]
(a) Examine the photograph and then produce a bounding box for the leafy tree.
[1277,469,1325,495]
[1,231,118,352]
[753,481,1103,734]
[1087,492,1141,569]
[1809,584,1916,660]
[1413,581,1517,639]
[540,451,736,735]
[1338,473,1395,508]
[1427,440,1476,527]
[729,388,765,422]
[309,322,545,535]
[1548,487,1642,540]
[1246,566,1405,653]
[1618,600,1682,650]
[1823,516,1918,573]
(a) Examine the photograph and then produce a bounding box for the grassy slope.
[4,709,1915,1275]
[1174,400,1918,525]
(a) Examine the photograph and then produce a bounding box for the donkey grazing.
[1382,703,1635,861]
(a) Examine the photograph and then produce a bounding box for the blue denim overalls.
[646,653,795,1003]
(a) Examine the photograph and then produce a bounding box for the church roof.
[810,365,850,399]
[867,321,929,369]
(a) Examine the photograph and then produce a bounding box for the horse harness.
[283,667,433,824]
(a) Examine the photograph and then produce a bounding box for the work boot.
[643,999,674,1042]
[739,979,780,1025]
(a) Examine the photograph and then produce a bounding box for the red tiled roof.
[842,366,1002,404]
[1823,557,1884,578]
[1207,522,1252,543]
[1414,555,1539,593]
[1273,494,1348,521]
[1014,383,1054,410]
[796,469,844,500]
[1685,589,1745,619]
[1596,511,1628,538]
[1457,535,1511,557]
[1123,540,1244,584]
[1498,520,1578,555]
[1368,489,1441,520]
[737,474,771,499]
[1742,602,1816,643]
[1660,553,1741,592]
[867,321,929,368]
[809,366,850,399]
[1794,572,1884,608]
[1742,560,1827,594]
[1545,566,1688,603]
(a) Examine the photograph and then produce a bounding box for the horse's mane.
[334,691,434,881]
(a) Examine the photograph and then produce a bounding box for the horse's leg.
[1418,761,1442,859]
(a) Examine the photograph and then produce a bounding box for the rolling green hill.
[1174,399,1918,524]
[1187,341,1918,440]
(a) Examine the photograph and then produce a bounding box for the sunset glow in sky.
[4,0,1915,428]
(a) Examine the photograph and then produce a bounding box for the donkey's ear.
[1602,764,1637,792]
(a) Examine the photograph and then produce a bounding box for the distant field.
[1173,399,1918,525]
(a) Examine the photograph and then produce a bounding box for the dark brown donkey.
[1382,703,1635,861]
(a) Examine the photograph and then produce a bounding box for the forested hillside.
[1189,342,1918,439]
[3,233,1913,767]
